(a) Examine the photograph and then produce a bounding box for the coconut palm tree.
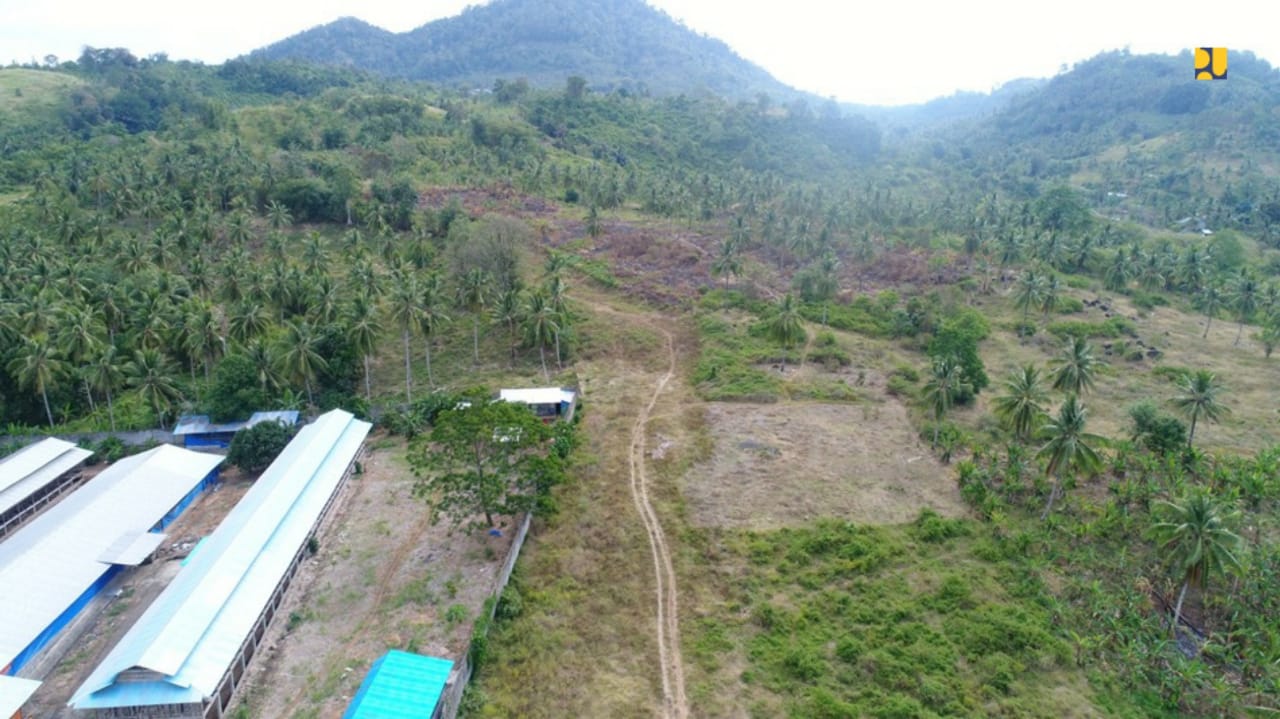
[1051,336,1098,395]
[1196,283,1225,339]
[711,236,742,290]
[992,364,1048,442]
[124,348,182,429]
[492,283,524,365]
[389,273,422,402]
[923,356,971,448]
[523,289,559,382]
[87,344,124,431]
[1152,490,1243,635]
[1230,271,1260,346]
[1013,268,1043,323]
[8,336,65,427]
[420,274,449,389]
[1039,274,1061,317]
[277,320,328,407]
[346,295,382,400]
[457,268,491,366]
[243,338,282,394]
[1172,369,1228,447]
[767,293,805,370]
[1037,394,1103,519]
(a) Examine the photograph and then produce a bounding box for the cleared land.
[236,439,513,719]
[684,400,963,530]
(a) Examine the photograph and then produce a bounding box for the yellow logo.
[1195,47,1227,80]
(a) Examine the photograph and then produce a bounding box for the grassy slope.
[0,68,83,118]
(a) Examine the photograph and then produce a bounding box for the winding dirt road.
[590,300,689,719]
[628,321,688,719]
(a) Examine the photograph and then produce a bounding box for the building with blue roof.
[172,411,300,449]
[343,651,454,719]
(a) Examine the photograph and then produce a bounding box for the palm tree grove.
[2,2,1280,716]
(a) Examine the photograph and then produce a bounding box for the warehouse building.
[0,445,223,717]
[70,409,371,719]
[0,438,93,539]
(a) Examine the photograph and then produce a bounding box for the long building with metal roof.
[0,444,223,717]
[0,438,93,539]
[71,409,371,719]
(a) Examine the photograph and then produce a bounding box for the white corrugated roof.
[499,387,575,405]
[97,531,169,566]
[0,675,41,716]
[0,445,223,670]
[72,410,371,710]
[0,438,92,516]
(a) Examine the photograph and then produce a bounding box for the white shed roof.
[499,387,575,405]
[72,410,371,710]
[0,675,41,717]
[0,445,223,670]
[0,438,92,516]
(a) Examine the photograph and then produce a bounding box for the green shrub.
[911,508,971,543]
[890,364,920,383]
[1128,402,1187,455]
[1130,290,1168,310]
[1046,317,1135,340]
[227,420,295,472]
[1056,296,1085,313]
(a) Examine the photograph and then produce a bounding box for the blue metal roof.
[70,410,371,710]
[172,411,299,437]
[343,651,453,719]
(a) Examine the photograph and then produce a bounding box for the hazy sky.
[0,0,1275,105]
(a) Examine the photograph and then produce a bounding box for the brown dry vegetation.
[683,400,963,530]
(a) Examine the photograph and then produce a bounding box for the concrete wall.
[437,511,533,719]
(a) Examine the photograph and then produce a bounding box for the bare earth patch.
[683,400,964,530]
[238,439,513,719]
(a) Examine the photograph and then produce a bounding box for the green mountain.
[249,0,803,100]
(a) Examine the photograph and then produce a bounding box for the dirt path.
[592,301,689,719]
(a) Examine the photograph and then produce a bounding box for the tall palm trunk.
[41,387,54,428]
[105,388,116,432]
[554,331,562,370]
[539,345,549,382]
[1202,315,1213,339]
[1187,412,1199,446]
[1171,580,1190,636]
[1040,476,1062,520]
[363,354,372,400]
[83,378,96,413]
[473,319,481,365]
[424,340,434,389]
[1235,321,1245,346]
[403,329,412,403]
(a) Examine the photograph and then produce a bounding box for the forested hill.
[249,0,801,100]
[914,49,1280,233]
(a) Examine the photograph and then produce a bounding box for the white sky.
[0,0,1274,105]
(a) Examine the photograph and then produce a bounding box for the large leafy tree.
[411,399,552,531]
[1151,490,1243,635]
[992,364,1048,442]
[1037,394,1103,519]
[1172,369,1228,447]
[1051,336,1098,395]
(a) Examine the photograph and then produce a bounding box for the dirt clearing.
[683,400,964,530]
[236,438,513,719]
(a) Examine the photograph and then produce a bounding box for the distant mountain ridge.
[249,0,804,101]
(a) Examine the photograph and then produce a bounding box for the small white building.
[498,388,577,422]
